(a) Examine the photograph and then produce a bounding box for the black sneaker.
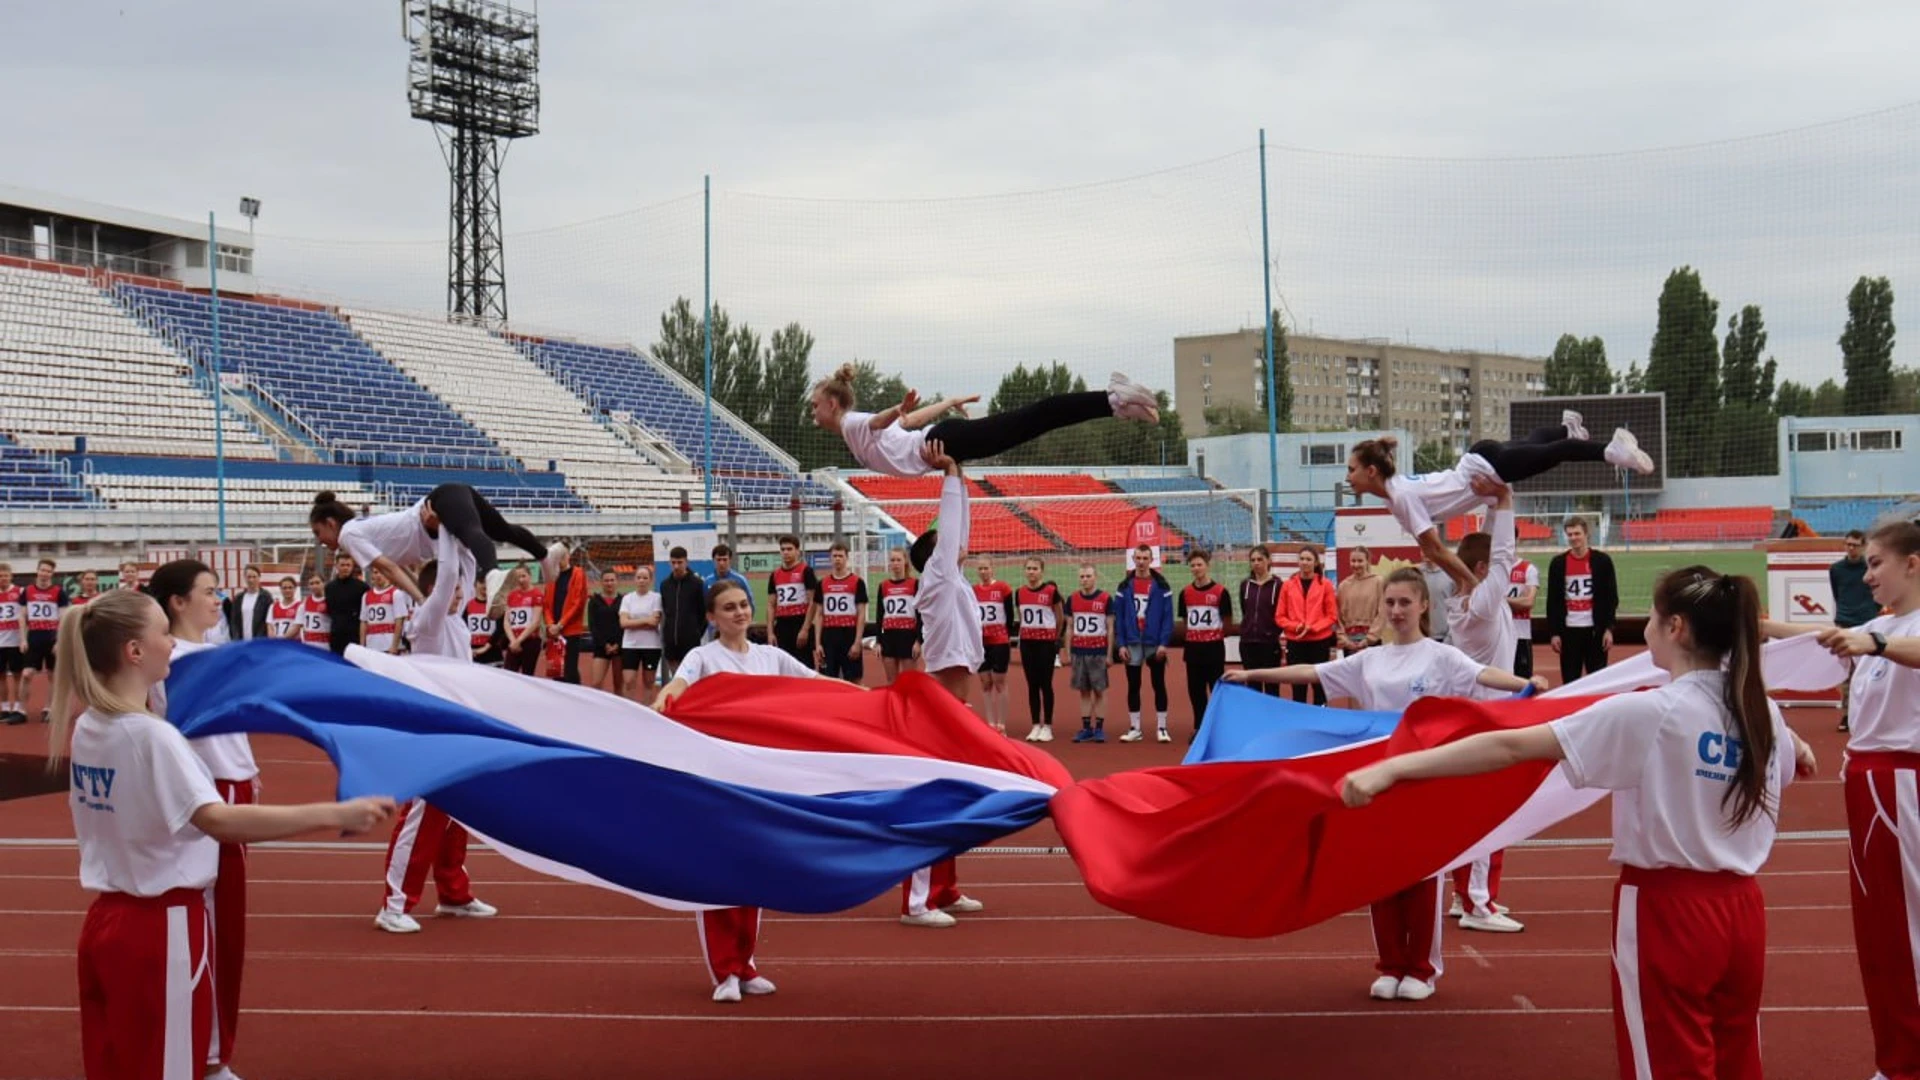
[1,710,24,726]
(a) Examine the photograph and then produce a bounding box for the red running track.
[0,663,1876,1079]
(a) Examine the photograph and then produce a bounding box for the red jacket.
[1275,572,1339,643]
[544,567,589,638]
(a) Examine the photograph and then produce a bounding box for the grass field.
[765,546,1767,619]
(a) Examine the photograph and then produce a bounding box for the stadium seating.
[1620,506,1775,544]
[0,435,97,507]
[846,475,1051,553]
[977,474,1147,551]
[516,336,821,506]
[1111,476,1262,550]
[1443,514,1554,542]
[117,285,512,471]
[1792,497,1907,536]
[0,265,277,460]
[342,311,681,512]
[86,474,382,516]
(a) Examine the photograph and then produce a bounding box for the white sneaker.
[1038,726,1054,742]
[1369,975,1400,1001]
[205,1067,244,1080]
[1155,727,1172,744]
[1459,911,1526,933]
[1561,409,1588,442]
[900,910,958,928]
[1447,896,1464,918]
[1604,428,1655,474]
[943,895,985,913]
[1025,727,1043,742]
[1396,977,1436,1001]
[1491,901,1510,915]
[438,898,498,918]
[1106,372,1160,423]
[742,975,777,996]
[1118,728,1143,743]
[374,909,422,934]
[712,975,742,1003]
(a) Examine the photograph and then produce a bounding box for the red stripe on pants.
[697,907,761,982]
[901,859,961,916]
[380,801,474,913]
[1370,875,1444,982]
[1450,850,1505,917]
[1610,866,1765,1080]
[78,888,212,1080]
[207,777,255,1068]
[1846,752,1920,1080]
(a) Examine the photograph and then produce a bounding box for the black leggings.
[1285,637,1333,705]
[1470,424,1604,484]
[1237,641,1282,697]
[926,391,1113,463]
[1124,652,1169,713]
[1184,642,1225,728]
[1020,640,1058,724]
[427,483,548,578]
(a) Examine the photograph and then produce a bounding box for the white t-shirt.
[1551,670,1795,875]
[1510,561,1539,641]
[239,590,263,641]
[1315,637,1485,712]
[1383,453,1499,539]
[1446,508,1517,682]
[916,474,984,674]
[337,499,434,571]
[160,638,258,782]
[70,709,222,896]
[675,639,818,684]
[841,412,932,477]
[620,591,663,650]
[1847,609,1920,755]
[404,539,476,661]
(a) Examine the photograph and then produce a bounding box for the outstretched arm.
[1222,664,1319,686]
[1341,725,1564,808]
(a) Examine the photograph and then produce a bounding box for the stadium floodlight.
[238,197,260,245]
[401,0,540,326]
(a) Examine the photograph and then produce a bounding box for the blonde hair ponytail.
[47,591,160,769]
[811,361,859,411]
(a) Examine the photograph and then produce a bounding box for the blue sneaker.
[1091,728,1106,744]
[1071,727,1095,743]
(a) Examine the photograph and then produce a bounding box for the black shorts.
[0,646,20,674]
[980,643,1011,674]
[472,644,503,666]
[590,634,623,658]
[879,628,918,660]
[23,632,55,671]
[622,647,662,673]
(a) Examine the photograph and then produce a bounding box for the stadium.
[2,3,1918,1079]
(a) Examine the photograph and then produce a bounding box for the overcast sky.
[6,1,1918,403]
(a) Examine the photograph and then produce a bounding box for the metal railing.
[0,237,173,278]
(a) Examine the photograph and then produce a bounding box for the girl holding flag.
[1225,568,1544,1001]
[1341,566,1816,1079]
[656,578,828,1002]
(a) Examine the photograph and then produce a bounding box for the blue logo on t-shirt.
[1693,732,1744,782]
[72,763,117,812]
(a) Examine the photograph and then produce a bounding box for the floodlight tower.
[402,0,539,325]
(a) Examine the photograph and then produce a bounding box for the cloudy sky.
[6,1,1919,403]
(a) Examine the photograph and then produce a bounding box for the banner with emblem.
[1128,507,1162,568]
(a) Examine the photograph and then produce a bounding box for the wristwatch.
[1870,631,1888,656]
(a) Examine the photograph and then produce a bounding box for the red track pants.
[380,801,474,914]
[1609,866,1765,1080]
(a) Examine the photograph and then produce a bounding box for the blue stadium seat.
[0,436,98,507]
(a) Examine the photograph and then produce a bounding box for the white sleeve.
[1549,693,1664,792]
[1391,484,1433,538]
[1772,703,1797,791]
[337,519,382,570]
[146,726,223,837]
[1315,651,1369,702]
[1471,509,1517,622]
[1441,643,1490,695]
[933,474,968,575]
[773,648,820,679]
[676,646,711,685]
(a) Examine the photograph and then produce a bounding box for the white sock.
[1129,712,1141,731]
[1156,713,1168,731]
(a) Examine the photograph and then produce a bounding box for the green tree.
[1546,334,1612,396]
[1204,400,1269,435]
[1643,267,1722,477]
[652,297,729,390]
[1841,275,1896,415]
[1773,379,1813,417]
[979,363,1182,466]
[760,323,815,465]
[1891,365,1920,413]
[1413,439,1453,475]
[1811,378,1847,416]
[1256,310,1294,433]
[1718,305,1778,476]
[1615,361,1646,394]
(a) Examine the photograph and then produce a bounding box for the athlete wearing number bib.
[767,555,818,669]
[1015,571,1064,741]
[974,578,1014,674]
[359,585,408,655]
[1177,561,1232,736]
[813,570,869,683]
[299,589,331,649]
[0,571,23,722]
[1508,558,1539,679]
[267,598,301,641]
[23,579,66,673]
[877,571,920,666]
[465,598,501,665]
[503,581,545,676]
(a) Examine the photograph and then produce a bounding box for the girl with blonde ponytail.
[53,589,394,1080]
[807,361,1163,476]
[1340,566,1817,1078]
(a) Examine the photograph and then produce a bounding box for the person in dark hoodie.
[1113,544,1174,743]
[324,551,368,657]
[658,546,708,680]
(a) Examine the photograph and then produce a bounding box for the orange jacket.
[1276,572,1339,643]
[544,567,589,637]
